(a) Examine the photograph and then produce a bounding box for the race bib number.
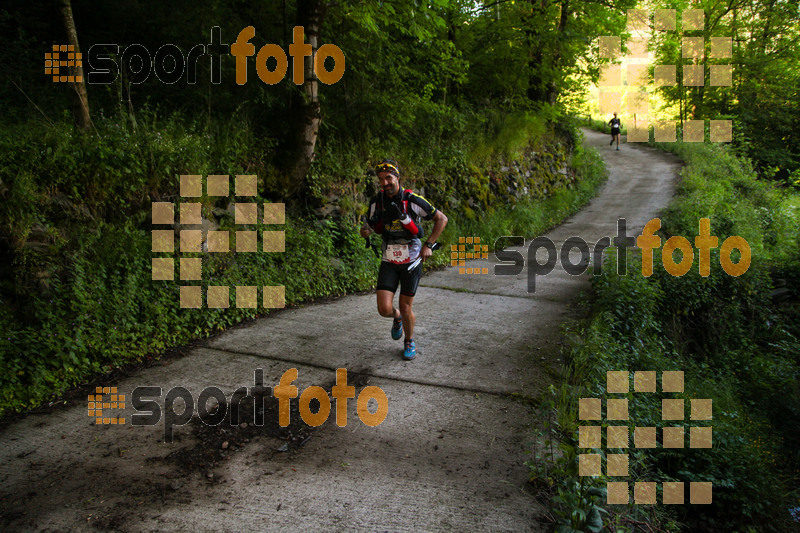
[384,244,410,264]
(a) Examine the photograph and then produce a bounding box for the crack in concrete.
[201,345,530,399]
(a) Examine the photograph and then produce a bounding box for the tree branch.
[10,80,53,125]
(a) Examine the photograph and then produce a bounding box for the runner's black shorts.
[611,128,620,136]
[377,260,422,297]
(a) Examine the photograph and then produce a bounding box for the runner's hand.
[421,245,432,262]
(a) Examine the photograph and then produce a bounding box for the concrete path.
[0,130,680,532]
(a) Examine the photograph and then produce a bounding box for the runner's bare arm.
[428,210,448,242]
[421,210,448,261]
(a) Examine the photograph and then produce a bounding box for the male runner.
[609,112,621,150]
[360,160,448,360]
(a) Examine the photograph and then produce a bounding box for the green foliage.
[0,208,379,415]
[647,0,800,180]
[435,139,608,254]
[541,139,800,531]
[0,110,375,416]
[552,483,608,533]
[656,141,798,264]
[527,384,610,533]
[470,111,549,163]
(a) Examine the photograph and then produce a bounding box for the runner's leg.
[377,290,400,320]
[398,294,415,341]
[397,260,422,341]
[376,262,402,321]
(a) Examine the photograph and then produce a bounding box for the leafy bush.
[542,139,800,532]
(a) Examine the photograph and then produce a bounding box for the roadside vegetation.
[541,0,800,524]
[533,136,800,532]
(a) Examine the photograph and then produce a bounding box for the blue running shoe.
[403,339,416,360]
[391,316,403,340]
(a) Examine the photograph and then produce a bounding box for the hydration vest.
[377,189,424,241]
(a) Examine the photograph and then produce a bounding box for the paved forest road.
[0,130,680,532]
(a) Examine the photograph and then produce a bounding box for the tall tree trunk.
[526,46,547,103]
[287,0,326,196]
[545,0,570,104]
[760,0,777,56]
[696,84,705,119]
[525,0,548,103]
[526,0,565,105]
[58,0,91,131]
